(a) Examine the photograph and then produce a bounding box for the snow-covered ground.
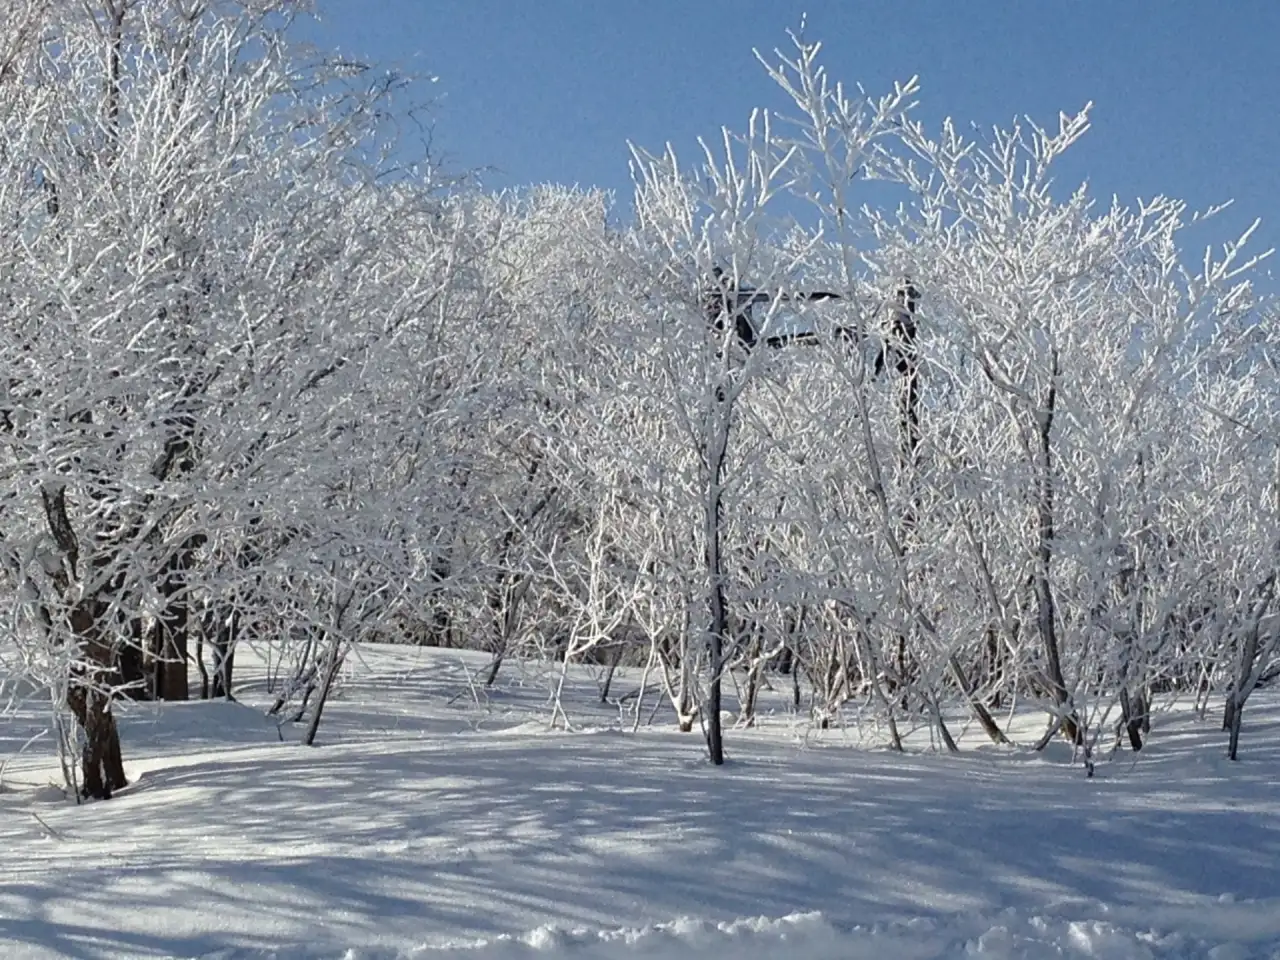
[2,646,1279,959]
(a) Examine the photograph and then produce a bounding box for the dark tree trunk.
[1223,575,1276,761]
[303,636,346,747]
[195,620,210,699]
[781,607,804,711]
[776,643,793,675]
[68,684,127,801]
[40,485,127,799]
[893,291,921,715]
[155,605,189,701]
[1226,690,1244,761]
[150,541,203,701]
[949,654,1009,745]
[483,465,554,688]
[1031,351,1080,744]
[599,641,625,702]
[739,630,764,728]
[67,600,127,800]
[983,625,1004,708]
[118,618,149,699]
[1120,687,1144,751]
[210,611,237,700]
[483,572,529,688]
[704,385,730,766]
[422,553,453,647]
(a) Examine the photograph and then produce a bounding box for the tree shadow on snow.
[3,707,1280,957]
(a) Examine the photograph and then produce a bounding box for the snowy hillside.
[3,646,1278,959]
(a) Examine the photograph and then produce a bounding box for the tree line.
[0,3,1275,798]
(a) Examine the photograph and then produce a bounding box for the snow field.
[2,646,1279,959]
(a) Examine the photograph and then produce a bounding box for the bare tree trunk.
[781,606,804,711]
[426,554,453,646]
[599,640,625,702]
[210,610,237,700]
[302,634,346,747]
[67,596,128,799]
[703,385,730,766]
[1031,351,1080,744]
[656,625,699,731]
[483,572,530,688]
[883,285,1004,743]
[791,654,801,712]
[267,630,317,717]
[983,625,1004,709]
[1119,687,1144,752]
[893,286,921,715]
[154,570,190,701]
[948,654,1009,745]
[195,621,209,699]
[67,682,126,801]
[1224,575,1277,761]
[483,466,554,688]
[41,484,127,799]
[118,617,148,699]
[739,628,765,727]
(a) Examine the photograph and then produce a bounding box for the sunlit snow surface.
[2,646,1279,959]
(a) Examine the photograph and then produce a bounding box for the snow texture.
[3,646,1279,959]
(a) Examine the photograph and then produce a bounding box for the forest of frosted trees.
[1,0,1276,799]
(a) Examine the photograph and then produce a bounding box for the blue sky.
[304,2,1279,281]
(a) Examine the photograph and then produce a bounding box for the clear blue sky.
[304,1,1279,282]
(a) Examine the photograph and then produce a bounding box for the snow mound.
[249,911,1263,960]
[414,913,846,959]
